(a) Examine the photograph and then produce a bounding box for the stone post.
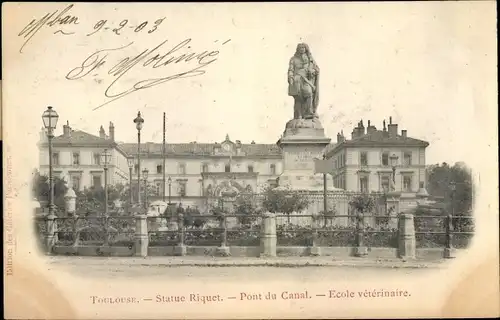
[134,214,148,257]
[354,212,368,257]
[443,214,456,258]
[167,203,178,231]
[216,212,230,256]
[309,213,321,256]
[260,212,277,258]
[174,211,186,256]
[398,213,416,259]
[45,214,57,255]
[64,188,78,248]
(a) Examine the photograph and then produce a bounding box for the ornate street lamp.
[133,112,144,210]
[42,106,59,254]
[42,106,59,217]
[142,168,149,210]
[127,158,134,206]
[168,176,172,204]
[389,153,399,189]
[101,149,112,216]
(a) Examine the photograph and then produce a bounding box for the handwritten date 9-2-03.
[66,38,232,110]
[17,4,165,53]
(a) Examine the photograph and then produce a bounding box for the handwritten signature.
[66,38,232,110]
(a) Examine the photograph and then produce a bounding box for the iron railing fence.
[35,211,475,252]
[414,214,474,249]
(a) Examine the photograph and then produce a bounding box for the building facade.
[324,117,429,194]
[37,116,429,212]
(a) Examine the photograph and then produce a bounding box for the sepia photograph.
[3,2,498,319]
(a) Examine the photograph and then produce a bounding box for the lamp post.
[127,158,134,207]
[101,149,111,245]
[101,149,111,216]
[168,177,172,204]
[42,106,59,254]
[42,106,59,217]
[133,112,144,210]
[389,153,399,191]
[143,168,149,211]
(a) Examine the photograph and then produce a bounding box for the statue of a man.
[288,43,320,119]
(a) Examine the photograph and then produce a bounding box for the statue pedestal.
[277,118,335,191]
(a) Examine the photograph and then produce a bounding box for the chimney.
[387,116,398,138]
[359,120,365,136]
[251,140,256,144]
[63,121,71,137]
[109,122,115,141]
[337,132,342,143]
[366,119,377,135]
[401,130,407,138]
[99,125,106,139]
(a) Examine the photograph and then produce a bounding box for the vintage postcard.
[3,2,499,319]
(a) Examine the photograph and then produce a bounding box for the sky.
[3,2,497,167]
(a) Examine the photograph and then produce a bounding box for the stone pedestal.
[216,246,231,257]
[260,213,277,257]
[45,214,57,255]
[398,213,416,259]
[354,246,368,257]
[134,215,149,257]
[174,245,187,256]
[443,248,456,259]
[277,118,336,191]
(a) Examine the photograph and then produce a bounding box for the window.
[403,175,413,192]
[359,176,369,193]
[270,164,276,175]
[92,175,102,188]
[403,152,412,166]
[381,152,389,166]
[93,153,101,165]
[360,152,368,166]
[248,165,254,173]
[178,181,187,197]
[381,176,390,192]
[72,152,80,165]
[201,163,209,173]
[134,164,139,174]
[157,165,162,174]
[71,175,81,191]
[179,163,186,175]
[225,164,231,172]
[52,152,59,165]
[334,159,338,169]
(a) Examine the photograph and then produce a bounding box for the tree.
[426,162,473,230]
[32,169,68,215]
[76,183,128,216]
[261,185,309,223]
[349,193,376,225]
[234,193,261,226]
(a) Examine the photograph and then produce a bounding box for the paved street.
[46,256,442,280]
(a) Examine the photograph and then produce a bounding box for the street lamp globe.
[168,177,172,185]
[101,149,112,166]
[42,106,59,131]
[142,168,149,180]
[389,153,399,167]
[127,158,134,168]
[133,111,144,131]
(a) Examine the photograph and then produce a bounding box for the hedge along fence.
[274,214,399,248]
[414,214,474,249]
[35,211,474,255]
